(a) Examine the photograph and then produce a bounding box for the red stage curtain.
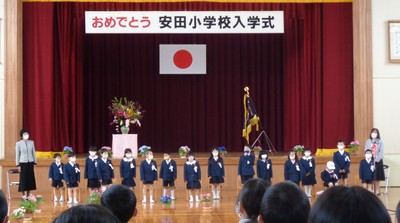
[22,2,353,153]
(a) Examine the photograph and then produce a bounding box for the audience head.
[235,178,271,222]
[0,190,8,223]
[309,186,391,223]
[258,181,310,223]
[288,150,297,160]
[396,201,400,223]
[101,184,137,223]
[52,204,121,223]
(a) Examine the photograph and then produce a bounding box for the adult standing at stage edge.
[364,128,385,195]
[15,129,37,199]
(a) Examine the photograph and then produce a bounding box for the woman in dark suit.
[15,129,37,199]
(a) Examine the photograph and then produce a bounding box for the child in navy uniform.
[284,150,301,185]
[321,161,339,188]
[359,149,375,192]
[184,151,201,203]
[84,146,100,194]
[257,150,273,184]
[299,148,316,198]
[140,151,158,203]
[48,153,64,203]
[120,148,137,190]
[97,148,114,191]
[208,148,225,200]
[238,144,255,184]
[63,152,80,204]
[160,153,177,200]
[333,140,351,186]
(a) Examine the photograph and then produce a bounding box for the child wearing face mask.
[256,150,273,184]
[333,140,351,186]
[184,151,201,203]
[140,151,158,203]
[284,150,301,185]
[84,146,100,195]
[97,147,114,191]
[63,152,80,204]
[321,161,339,188]
[160,152,177,200]
[48,153,64,203]
[299,148,316,198]
[208,147,225,200]
[359,149,375,192]
[120,148,136,190]
[238,144,255,184]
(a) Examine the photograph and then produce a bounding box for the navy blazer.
[333,151,351,174]
[140,159,158,182]
[321,170,338,185]
[159,160,177,181]
[359,158,374,182]
[257,159,273,180]
[184,161,201,182]
[208,157,225,177]
[63,162,80,184]
[48,162,64,181]
[84,156,99,179]
[97,158,115,181]
[299,157,316,178]
[284,160,301,183]
[238,154,255,176]
[120,158,136,179]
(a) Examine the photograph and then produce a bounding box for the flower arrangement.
[100,146,113,157]
[109,97,144,132]
[10,207,26,219]
[138,145,151,156]
[159,196,172,207]
[218,146,227,155]
[293,145,305,153]
[19,194,42,213]
[63,146,73,155]
[199,193,212,202]
[86,189,103,205]
[252,146,262,153]
[178,146,191,157]
[348,140,360,153]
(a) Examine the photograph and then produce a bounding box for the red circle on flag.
[173,50,193,69]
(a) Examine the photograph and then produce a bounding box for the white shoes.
[195,196,200,203]
[189,196,193,203]
[67,199,72,205]
[54,196,58,202]
[73,199,79,204]
[59,196,64,202]
[142,198,146,203]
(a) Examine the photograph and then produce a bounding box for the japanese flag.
[160,44,206,74]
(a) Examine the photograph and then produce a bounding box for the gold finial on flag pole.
[244,86,250,95]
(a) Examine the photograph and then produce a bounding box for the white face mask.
[371,133,378,139]
[22,134,29,140]
[338,145,345,150]
[289,155,295,160]
[70,157,76,162]
[304,152,311,157]
[125,154,132,158]
[89,151,96,156]
[365,153,372,159]
[148,155,153,160]
[261,154,267,159]
[102,154,108,159]
[55,158,61,163]
[212,152,219,157]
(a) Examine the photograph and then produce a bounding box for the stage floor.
[6,187,399,222]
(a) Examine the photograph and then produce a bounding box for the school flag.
[242,91,260,143]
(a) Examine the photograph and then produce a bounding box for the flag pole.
[244,87,277,154]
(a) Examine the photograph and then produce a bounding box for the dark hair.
[396,201,400,222]
[369,128,381,140]
[68,152,76,158]
[89,146,98,152]
[287,150,298,160]
[236,178,271,221]
[186,151,195,159]
[309,186,391,223]
[52,204,121,223]
[0,190,7,223]
[124,148,132,155]
[19,129,29,137]
[101,184,137,223]
[259,150,268,159]
[208,147,220,160]
[260,181,310,223]
[100,149,108,155]
[244,144,252,150]
[365,149,372,154]
[53,153,61,158]
[337,139,344,144]
[303,147,311,152]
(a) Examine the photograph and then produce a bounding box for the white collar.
[69,161,75,166]
[366,158,371,162]
[55,161,61,166]
[89,155,98,161]
[165,159,171,164]
[326,169,334,173]
[213,157,218,161]
[339,150,344,155]
[123,157,133,162]
[302,156,312,160]
[146,159,152,164]
[102,158,108,162]
[186,160,196,165]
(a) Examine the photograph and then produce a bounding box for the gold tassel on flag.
[242,87,259,143]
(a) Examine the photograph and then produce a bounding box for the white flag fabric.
[159,44,206,74]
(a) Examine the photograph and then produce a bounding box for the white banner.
[85,11,284,34]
